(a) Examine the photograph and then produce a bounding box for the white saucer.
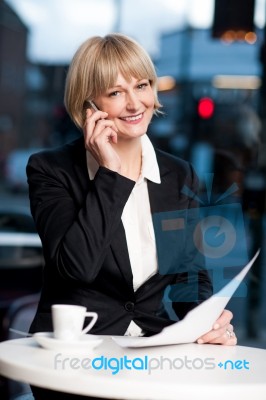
[33,332,103,352]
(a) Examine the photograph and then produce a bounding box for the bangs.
[92,37,156,97]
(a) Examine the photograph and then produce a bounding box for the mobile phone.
[88,100,100,112]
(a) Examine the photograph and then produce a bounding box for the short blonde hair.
[64,33,162,129]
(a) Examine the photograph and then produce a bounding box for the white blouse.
[86,134,161,336]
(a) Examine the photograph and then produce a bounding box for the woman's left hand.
[197,309,237,345]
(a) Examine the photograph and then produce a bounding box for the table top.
[0,232,42,247]
[0,336,266,400]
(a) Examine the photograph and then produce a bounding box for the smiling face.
[64,34,162,130]
[92,73,155,141]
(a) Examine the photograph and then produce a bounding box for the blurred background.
[0,0,266,397]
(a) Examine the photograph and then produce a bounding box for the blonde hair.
[64,33,162,129]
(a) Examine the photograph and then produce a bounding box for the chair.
[1,293,40,400]
[0,208,42,399]
[0,208,43,341]
[2,292,40,340]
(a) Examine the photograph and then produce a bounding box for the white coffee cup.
[52,304,98,341]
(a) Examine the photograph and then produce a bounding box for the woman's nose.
[126,91,141,110]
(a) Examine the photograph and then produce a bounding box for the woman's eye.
[137,82,149,90]
[109,91,120,97]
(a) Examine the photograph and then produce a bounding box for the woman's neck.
[115,137,142,181]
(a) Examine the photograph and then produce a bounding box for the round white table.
[0,336,266,400]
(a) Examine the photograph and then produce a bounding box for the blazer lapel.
[148,156,181,214]
[110,222,134,290]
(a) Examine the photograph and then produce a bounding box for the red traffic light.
[197,97,215,119]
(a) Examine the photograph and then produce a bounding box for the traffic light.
[197,97,215,119]
[193,97,215,139]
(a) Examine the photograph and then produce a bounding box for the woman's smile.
[119,112,144,124]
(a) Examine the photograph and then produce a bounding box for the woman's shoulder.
[155,148,193,175]
[155,148,199,195]
[27,136,85,168]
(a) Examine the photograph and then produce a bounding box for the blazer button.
[124,302,135,312]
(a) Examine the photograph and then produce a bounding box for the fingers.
[83,108,120,172]
[200,324,237,346]
[197,309,237,346]
[88,120,118,145]
[207,332,237,346]
[84,107,108,125]
[84,109,118,143]
[212,309,233,330]
[224,325,237,345]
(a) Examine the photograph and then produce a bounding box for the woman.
[27,33,236,399]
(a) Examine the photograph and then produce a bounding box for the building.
[0,0,28,174]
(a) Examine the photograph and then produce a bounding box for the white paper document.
[112,250,260,348]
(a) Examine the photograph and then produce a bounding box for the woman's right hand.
[83,108,121,173]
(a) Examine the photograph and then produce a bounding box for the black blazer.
[27,136,212,336]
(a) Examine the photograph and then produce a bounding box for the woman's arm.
[27,153,135,284]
